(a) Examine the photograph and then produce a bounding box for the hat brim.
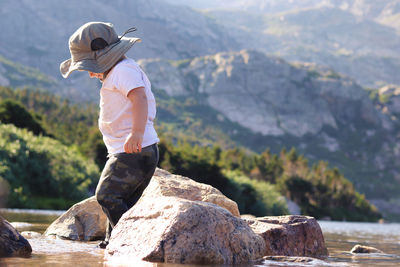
[60,37,141,78]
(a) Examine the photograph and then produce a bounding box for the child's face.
[88,71,104,80]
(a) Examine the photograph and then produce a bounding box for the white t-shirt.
[98,57,159,155]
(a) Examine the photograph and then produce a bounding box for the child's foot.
[98,240,109,249]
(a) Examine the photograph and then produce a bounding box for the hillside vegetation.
[0,86,381,221]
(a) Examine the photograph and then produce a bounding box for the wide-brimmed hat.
[60,22,141,78]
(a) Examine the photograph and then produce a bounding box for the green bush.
[224,170,288,216]
[0,124,99,209]
[0,99,47,136]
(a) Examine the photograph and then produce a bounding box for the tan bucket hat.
[60,22,141,78]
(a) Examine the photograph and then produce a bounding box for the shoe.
[98,240,109,249]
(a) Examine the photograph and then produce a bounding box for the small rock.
[0,216,32,257]
[350,244,383,254]
[20,231,41,239]
[105,196,265,265]
[44,196,107,241]
[243,215,328,257]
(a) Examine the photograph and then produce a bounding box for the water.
[1,210,400,266]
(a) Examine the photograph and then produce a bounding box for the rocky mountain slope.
[141,50,381,137]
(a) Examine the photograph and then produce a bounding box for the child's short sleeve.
[115,65,145,96]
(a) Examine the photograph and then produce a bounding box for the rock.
[350,244,383,254]
[243,215,328,257]
[20,231,41,239]
[0,216,32,257]
[142,50,381,137]
[44,196,107,241]
[44,168,240,241]
[105,196,265,265]
[143,168,240,217]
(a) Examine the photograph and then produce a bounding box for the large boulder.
[145,168,240,216]
[0,216,32,257]
[105,196,265,265]
[44,196,107,241]
[243,215,328,257]
[44,168,240,241]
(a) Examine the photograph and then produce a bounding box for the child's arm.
[124,86,148,153]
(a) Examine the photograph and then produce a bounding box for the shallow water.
[1,210,400,266]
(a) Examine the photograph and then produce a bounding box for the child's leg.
[96,144,159,231]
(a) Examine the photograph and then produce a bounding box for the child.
[60,22,159,248]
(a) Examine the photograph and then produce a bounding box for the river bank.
[1,209,400,266]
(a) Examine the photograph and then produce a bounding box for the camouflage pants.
[95,143,159,241]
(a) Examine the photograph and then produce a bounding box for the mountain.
[206,7,400,87]
[167,0,400,30]
[232,0,400,33]
[166,0,400,87]
[2,0,398,94]
[0,0,238,102]
[138,50,400,219]
[141,50,381,137]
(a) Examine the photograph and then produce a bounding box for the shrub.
[224,170,288,216]
[0,124,99,209]
[0,99,46,136]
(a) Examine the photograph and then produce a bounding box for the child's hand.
[124,132,143,153]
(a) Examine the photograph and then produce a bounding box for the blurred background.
[0,0,400,223]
